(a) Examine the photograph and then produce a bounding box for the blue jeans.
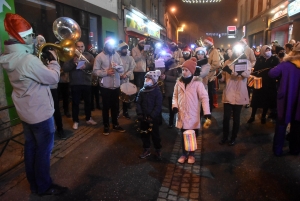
[22,117,54,194]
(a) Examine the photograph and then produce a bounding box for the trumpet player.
[93,37,125,135]
[63,41,97,130]
[0,13,68,195]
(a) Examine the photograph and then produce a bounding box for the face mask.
[144,80,153,87]
[265,51,272,58]
[278,52,285,58]
[183,74,192,78]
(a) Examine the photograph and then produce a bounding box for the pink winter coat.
[172,77,210,129]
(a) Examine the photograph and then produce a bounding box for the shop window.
[15,0,57,43]
[89,15,99,52]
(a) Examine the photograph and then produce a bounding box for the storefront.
[124,6,163,50]
[269,5,291,46]
[14,0,118,52]
[245,16,267,48]
[288,0,300,42]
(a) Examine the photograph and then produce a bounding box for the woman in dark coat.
[160,58,181,128]
[247,45,279,124]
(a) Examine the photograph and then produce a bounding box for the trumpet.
[195,37,204,47]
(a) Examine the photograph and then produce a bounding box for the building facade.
[237,0,294,48]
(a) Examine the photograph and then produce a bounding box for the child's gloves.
[172,107,178,114]
[146,116,153,123]
[137,114,144,121]
[203,114,212,129]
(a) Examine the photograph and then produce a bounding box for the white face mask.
[183,74,192,78]
[265,51,272,58]
[144,80,153,87]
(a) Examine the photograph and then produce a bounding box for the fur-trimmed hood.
[283,54,300,68]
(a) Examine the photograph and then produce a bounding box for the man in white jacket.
[0,13,67,196]
[132,39,147,90]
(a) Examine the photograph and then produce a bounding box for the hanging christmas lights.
[182,0,222,3]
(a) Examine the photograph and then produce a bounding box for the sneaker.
[247,117,255,123]
[155,149,162,161]
[38,184,68,196]
[103,126,110,136]
[123,113,131,119]
[219,138,228,145]
[139,149,151,159]
[188,156,195,164]
[245,104,250,108]
[57,129,67,140]
[86,118,97,125]
[72,122,78,130]
[113,125,125,133]
[177,155,187,164]
[228,140,235,146]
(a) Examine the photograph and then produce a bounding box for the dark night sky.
[166,0,238,48]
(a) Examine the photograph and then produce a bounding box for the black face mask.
[138,44,144,51]
[278,52,285,58]
[120,51,127,56]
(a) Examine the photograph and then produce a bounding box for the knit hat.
[104,37,116,47]
[292,42,300,52]
[145,70,161,84]
[182,57,197,74]
[118,40,128,50]
[204,37,214,46]
[195,47,207,55]
[87,44,94,51]
[4,13,33,44]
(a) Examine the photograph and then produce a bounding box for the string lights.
[182,0,222,3]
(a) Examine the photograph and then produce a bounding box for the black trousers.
[168,97,175,125]
[140,119,161,149]
[58,82,70,113]
[207,80,214,112]
[222,103,243,141]
[181,129,198,156]
[100,87,120,126]
[122,102,129,114]
[91,85,101,109]
[50,88,63,131]
[71,85,91,122]
[133,72,146,89]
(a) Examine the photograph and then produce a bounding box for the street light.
[177,25,185,43]
[170,7,179,24]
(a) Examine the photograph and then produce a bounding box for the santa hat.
[145,70,161,84]
[4,13,33,44]
[87,44,94,51]
[182,57,197,74]
[240,38,248,45]
[104,37,116,47]
[138,39,145,44]
[182,47,192,53]
[118,40,129,50]
[195,47,207,55]
[204,37,214,46]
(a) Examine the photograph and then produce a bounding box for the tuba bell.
[38,17,81,62]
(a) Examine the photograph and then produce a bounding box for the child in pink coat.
[172,57,211,164]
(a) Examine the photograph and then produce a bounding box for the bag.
[183,130,197,151]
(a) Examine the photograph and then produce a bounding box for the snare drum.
[119,82,137,103]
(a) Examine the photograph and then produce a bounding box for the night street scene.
[1,0,300,200]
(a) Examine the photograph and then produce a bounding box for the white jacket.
[172,77,210,129]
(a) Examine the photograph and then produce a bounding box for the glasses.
[29,33,36,38]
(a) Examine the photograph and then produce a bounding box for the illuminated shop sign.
[271,8,287,22]
[288,0,300,17]
[124,9,162,39]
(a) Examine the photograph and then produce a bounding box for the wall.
[102,16,118,42]
[83,0,118,14]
